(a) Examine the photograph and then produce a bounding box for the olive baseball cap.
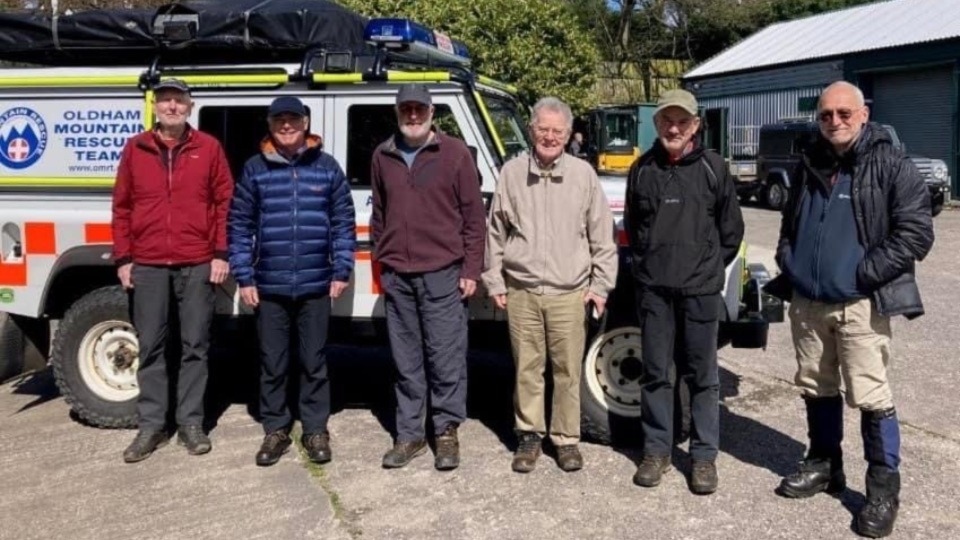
[153,78,191,95]
[655,89,698,116]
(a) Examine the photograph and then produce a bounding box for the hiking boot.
[302,432,332,464]
[256,430,292,467]
[382,439,427,469]
[556,444,584,472]
[690,460,719,495]
[177,425,212,455]
[434,425,460,471]
[511,432,542,473]
[778,458,846,498]
[633,454,671,487]
[123,429,169,463]
[857,468,900,538]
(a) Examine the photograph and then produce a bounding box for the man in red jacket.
[111,79,234,463]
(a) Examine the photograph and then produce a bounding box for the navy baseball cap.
[268,96,307,118]
[153,78,191,95]
[396,84,432,106]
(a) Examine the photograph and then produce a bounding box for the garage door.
[870,66,954,179]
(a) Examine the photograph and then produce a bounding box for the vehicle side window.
[199,105,312,181]
[346,104,462,186]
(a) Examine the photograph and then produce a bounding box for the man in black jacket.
[765,81,934,539]
[624,89,744,495]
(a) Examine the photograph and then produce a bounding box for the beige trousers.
[790,295,894,410]
[507,287,587,446]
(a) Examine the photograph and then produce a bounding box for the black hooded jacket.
[624,140,745,296]
[766,122,935,318]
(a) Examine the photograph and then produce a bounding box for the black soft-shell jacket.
[624,141,744,296]
[766,122,935,319]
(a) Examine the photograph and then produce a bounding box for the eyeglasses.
[817,108,860,123]
[398,103,430,116]
[532,126,567,138]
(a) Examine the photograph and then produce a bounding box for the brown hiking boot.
[556,445,584,472]
[302,432,332,464]
[690,460,719,495]
[382,439,427,469]
[434,425,460,471]
[512,432,542,473]
[255,430,292,467]
[633,455,671,487]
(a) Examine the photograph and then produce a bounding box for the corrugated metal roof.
[685,0,960,79]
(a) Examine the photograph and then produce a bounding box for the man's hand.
[584,290,607,318]
[210,259,230,284]
[330,280,349,299]
[239,286,259,308]
[117,263,134,289]
[459,278,477,299]
[493,293,507,310]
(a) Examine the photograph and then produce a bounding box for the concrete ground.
[2,206,959,540]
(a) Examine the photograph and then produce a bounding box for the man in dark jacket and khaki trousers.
[625,89,744,495]
[111,78,234,463]
[371,84,486,471]
[766,81,934,539]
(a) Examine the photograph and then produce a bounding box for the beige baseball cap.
[655,89,698,116]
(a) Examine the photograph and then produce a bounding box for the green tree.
[336,0,602,112]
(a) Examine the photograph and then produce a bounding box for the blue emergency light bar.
[364,18,471,67]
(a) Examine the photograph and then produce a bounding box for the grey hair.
[820,81,865,107]
[530,97,574,130]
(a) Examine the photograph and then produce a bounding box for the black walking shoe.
[177,425,212,455]
[689,460,719,495]
[511,432,542,473]
[633,455,671,487]
[302,432,332,464]
[123,430,169,463]
[777,458,846,498]
[382,439,427,469]
[434,425,460,471]
[256,430,292,467]
[856,468,900,538]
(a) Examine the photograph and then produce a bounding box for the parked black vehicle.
[756,121,950,215]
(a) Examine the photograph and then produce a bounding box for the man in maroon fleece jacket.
[371,84,486,471]
[111,78,233,463]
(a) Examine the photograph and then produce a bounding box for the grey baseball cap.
[153,78,191,95]
[395,84,432,106]
[655,89,698,116]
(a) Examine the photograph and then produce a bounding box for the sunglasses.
[817,108,860,123]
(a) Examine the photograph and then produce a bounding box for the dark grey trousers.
[257,294,332,435]
[131,263,214,431]
[638,287,720,462]
[382,264,468,442]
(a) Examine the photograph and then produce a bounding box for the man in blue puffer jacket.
[228,96,356,467]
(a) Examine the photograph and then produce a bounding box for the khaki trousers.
[790,295,894,410]
[507,287,586,446]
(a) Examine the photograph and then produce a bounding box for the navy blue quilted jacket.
[228,135,356,298]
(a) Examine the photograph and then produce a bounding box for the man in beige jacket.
[482,97,618,473]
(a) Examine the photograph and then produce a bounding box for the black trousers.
[257,294,332,435]
[382,264,468,442]
[637,287,720,461]
[131,263,214,431]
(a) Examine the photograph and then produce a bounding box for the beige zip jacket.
[482,151,618,297]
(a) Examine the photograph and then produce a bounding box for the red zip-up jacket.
[111,126,234,267]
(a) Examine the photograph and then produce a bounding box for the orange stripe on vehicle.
[25,222,56,255]
[84,223,113,244]
[356,251,382,294]
[357,225,370,235]
[0,260,27,286]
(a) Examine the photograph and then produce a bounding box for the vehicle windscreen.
[604,112,637,152]
[479,91,530,162]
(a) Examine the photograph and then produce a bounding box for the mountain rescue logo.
[0,107,48,170]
